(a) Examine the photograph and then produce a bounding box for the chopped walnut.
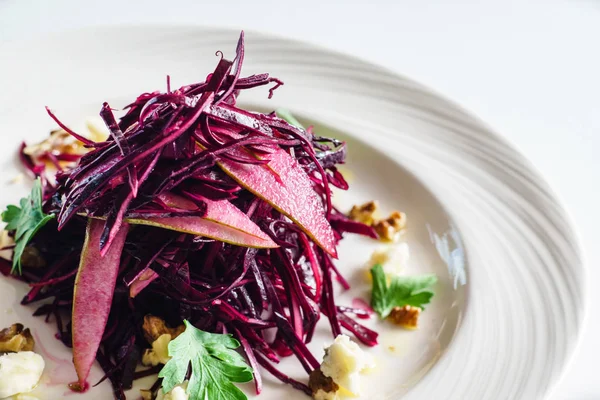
[23,130,85,168]
[20,246,46,269]
[373,211,407,242]
[21,124,108,184]
[139,389,153,400]
[388,305,421,329]
[0,323,35,352]
[348,201,379,226]
[142,315,185,344]
[309,368,339,400]
[23,127,106,163]
[348,201,407,242]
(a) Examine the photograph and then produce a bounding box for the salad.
[0,32,436,400]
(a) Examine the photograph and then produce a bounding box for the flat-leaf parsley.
[370,264,437,319]
[1,179,54,274]
[158,320,253,400]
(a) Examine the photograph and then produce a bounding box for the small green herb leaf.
[275,108,304,129]
[1,179,54,274]
[370,264,437,319]
[158,320,253,400]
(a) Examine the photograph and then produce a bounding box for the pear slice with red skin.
[82,194,277,249]
[128,193,277,249]
[199,141,337,257]
[72,219,129,387]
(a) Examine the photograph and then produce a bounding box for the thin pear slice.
[128,193,277,249]
[72,219,128,387]
[215,146,337,257]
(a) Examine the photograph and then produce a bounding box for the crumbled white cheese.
[156,381,189,400]
[0,230,15,261]
[0,352,45,398]
[367,242,410,279]
[320,335,375,397]
[141,333,172,367]
[313,389,338,400]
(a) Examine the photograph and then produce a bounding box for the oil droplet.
[380,330,411,357]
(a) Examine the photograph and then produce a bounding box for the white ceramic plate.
[0,27,585,400]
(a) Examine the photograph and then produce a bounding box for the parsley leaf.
[1,179,54,274]
[158,320,253,400]
[275,108,304,128]
[370,264,437,319]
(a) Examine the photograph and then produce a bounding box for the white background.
[0,0,598,399]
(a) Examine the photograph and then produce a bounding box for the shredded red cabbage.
[4,31,378,399]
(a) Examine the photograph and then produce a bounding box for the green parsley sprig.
[158,320,253,400]
[1,179,54,274]
[370,264,437,319]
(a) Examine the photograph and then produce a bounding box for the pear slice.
[128,193,277,249]
[72,219,128,387]
[214,145,337,257]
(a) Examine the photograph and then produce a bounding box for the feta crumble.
[0,352,45,398]
[367,242,410,280]
[156,381,189,400]
[142,333,172,367]
[319,335,375,397]
[313,388,337,400]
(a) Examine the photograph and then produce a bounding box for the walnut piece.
[373,211,407,242]
[309,368,339,400]
[0,323,35,352]
[388,305,421,329]
[142,315,185,344]
[348,201,407,242]
[20,246,46,269]
[348,201,379,226]
[139,389,153,400]
[23,128,102,162]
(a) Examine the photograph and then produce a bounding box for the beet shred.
[2,31,378,399]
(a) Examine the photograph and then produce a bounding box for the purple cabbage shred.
[5,31,378,399]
